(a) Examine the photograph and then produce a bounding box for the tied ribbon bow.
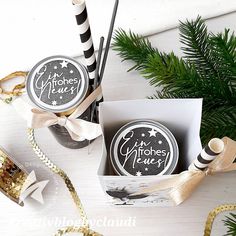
[130,137,236,205]
[13,86,102,141]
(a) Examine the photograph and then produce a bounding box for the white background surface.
[0,6,236,236]
[1,0,236,77]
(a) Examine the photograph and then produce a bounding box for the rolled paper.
[192,138,225,171]
[73,0,96,84]
[0,147,28,206]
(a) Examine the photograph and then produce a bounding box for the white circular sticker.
[27,56,89,112]
[110,120,179,176]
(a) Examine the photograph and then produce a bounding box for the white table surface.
[0,12,236,236]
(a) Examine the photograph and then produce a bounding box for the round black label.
[27,56,88,112]
[110,120,179,176]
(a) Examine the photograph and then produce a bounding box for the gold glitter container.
[0,147,28,206]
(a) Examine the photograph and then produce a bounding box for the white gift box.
[98,99,203,206]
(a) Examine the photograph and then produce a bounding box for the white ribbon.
[13,86,102,141]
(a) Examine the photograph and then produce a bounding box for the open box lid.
[98,99,203,176]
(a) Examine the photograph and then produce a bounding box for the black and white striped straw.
[192,138,224,171]
[73,0,96,85]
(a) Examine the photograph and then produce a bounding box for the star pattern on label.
[148,128,157,137]
[60,60,69,68]
[136,171,142,176]
[115,122,175,176]
[31,57,84,110]
[52,100,57,106]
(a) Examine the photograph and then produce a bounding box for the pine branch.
[142,52,207,99]
[113,28,234,107]
[180,17,235,105]
[201,106,236,144]
[112,29,158,71]
[209,29,236,96]
[113,30,206,98]
[179,16,218,79]
[210,29,236,82]
[112,17,236,144]
[224,213,236,236]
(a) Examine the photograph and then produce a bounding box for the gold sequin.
[27,128,102,236]
[0,148,28,205]
[204,204,236,236]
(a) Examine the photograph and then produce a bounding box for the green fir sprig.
[112,16,236,144]
[224,213,236,236]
